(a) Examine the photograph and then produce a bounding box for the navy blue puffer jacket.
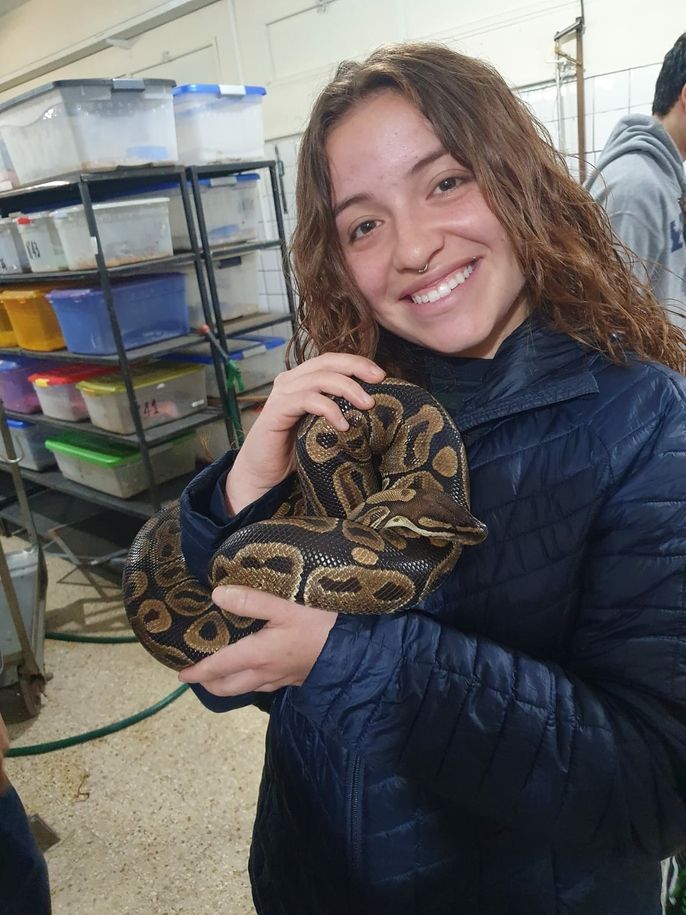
[180,319,686,915]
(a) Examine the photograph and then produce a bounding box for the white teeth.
[410,261,475,305]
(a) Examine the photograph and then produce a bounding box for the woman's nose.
[392,214,443,274]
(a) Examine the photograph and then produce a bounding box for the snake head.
[382,490,487,546]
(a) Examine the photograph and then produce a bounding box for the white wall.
[0,0,241,100]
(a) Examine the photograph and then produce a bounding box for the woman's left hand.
[178,586,338,696]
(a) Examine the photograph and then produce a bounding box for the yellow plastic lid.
[0,286,60,303]
[76,361,204,397]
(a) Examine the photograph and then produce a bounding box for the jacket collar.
[390,316,602,432]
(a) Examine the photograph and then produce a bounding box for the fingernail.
[337,419,350,431]
[362,394,374,405]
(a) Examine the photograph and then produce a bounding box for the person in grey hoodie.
[586,33,686,329]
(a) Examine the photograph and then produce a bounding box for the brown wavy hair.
[289,41,685,374]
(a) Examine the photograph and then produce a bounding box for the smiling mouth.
[409,260,477,305]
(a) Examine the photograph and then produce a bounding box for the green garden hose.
[6,685,188,757]
[5,631,188,757]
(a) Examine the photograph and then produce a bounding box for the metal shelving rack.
[187,160,297,436]
[0,165,242,516]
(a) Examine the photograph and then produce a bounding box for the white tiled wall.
[519,62,661,178]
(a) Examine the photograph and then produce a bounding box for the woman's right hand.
[225,353,386,515]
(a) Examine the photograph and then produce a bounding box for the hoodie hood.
[586,113,685,194]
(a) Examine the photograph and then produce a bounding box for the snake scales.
[123,378,487,671]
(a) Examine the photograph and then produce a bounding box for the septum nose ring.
[417,262,429,274]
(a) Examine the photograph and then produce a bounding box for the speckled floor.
[1,534,266,915]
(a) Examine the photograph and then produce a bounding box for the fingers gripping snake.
[123,378,487,671]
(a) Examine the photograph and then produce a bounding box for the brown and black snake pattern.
[123,378,487,671]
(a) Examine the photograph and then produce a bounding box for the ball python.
[123,378,487,671]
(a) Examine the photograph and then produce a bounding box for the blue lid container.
[46,274,189,356]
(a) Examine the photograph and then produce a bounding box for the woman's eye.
[434,176,463,194]
[351,219,378,241]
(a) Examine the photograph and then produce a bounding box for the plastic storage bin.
[0,357,53,412]
[51,198,173,269]
[28,364,111,421]
[77,362,207,435]
[0,216,29,274]
[44,431,196,499]
[0,79,177,186]
[0,287,66,351]
[184,251,259,326]
[173,84,266,164]
[0,545,44,688]
[0,297,17,346]
[0,418,55,470]
[227,334,286,392]
[15,211,68,272]
[46,273,189,355]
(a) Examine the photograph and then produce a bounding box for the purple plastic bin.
[0,357,54,413]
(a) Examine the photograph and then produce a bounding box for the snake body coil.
[123,378,487,671]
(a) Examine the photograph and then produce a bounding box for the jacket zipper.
[347,754,363,913]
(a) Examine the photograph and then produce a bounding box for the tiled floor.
[1,535,267,915]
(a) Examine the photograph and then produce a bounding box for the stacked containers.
[28,365,112,421]
[77,362,207,434]
[0,79,177,186]
[44,431,196,498]
[0,287,66,350]
[46,273,188,355]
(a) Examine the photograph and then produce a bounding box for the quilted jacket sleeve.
[288,372,686,857]
[179,450,295,714]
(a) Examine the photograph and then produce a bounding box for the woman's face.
[326,91,529,358]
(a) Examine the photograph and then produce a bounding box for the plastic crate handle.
[111,79,146,92]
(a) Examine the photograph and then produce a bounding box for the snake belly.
[123,378,487,671]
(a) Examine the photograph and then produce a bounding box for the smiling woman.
[325,91,528,358]
[159,41,686,915]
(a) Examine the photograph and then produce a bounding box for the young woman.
[178,43,686,915]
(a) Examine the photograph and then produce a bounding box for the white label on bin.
[218,84,246,97]
[191,399,206,408]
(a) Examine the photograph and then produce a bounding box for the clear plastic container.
[46,273,189,355]
[173,84,266,165]
[130,173,260,250]
[226,334,287,392]
[0,357,54,412]
[0,79,177,186]
[15,211,68,272]
[184,251,259,326]
[77,362,207,434]
[28,364,111,421]
[0,287,66,351]
[51,198,173,270]
[0,418,56,470]
[44,431,196,499]
[0,216,29,274]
